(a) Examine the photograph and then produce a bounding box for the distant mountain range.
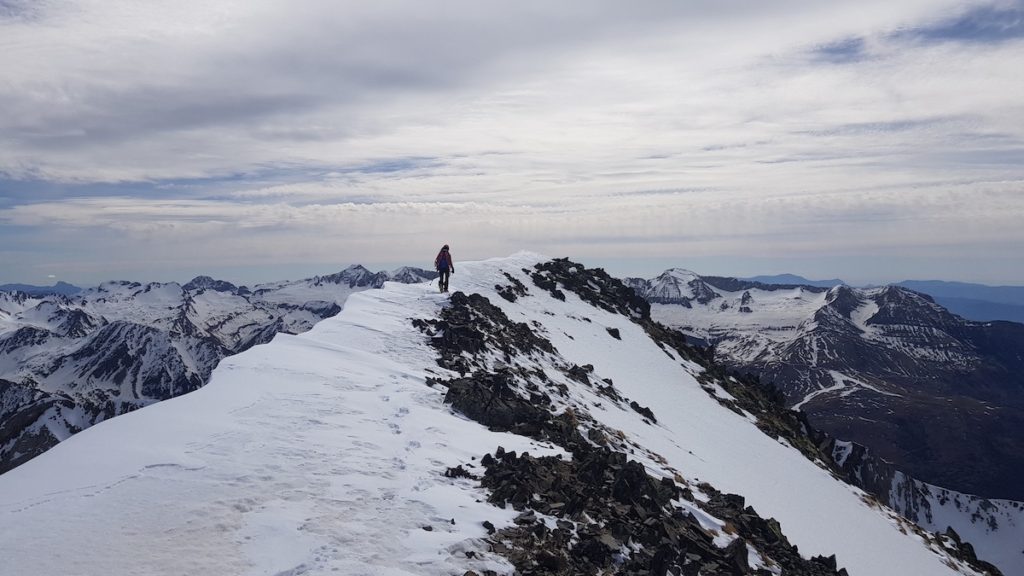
[895,280,1024,324]
[741,273,845,289]
[0,265,436,475]
[13,274,1024,323]
[743,274,1024,324]
[0,281,82,297]
[627,269,1024,500]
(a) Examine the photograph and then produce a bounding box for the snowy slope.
[887,473,1024,575]
[0,265,437,475]
[0,255,988,575]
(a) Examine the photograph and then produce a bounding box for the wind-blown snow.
[0,254,980,575]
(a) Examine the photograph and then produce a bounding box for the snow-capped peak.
[628,268,720,305]
[183,275,240,293]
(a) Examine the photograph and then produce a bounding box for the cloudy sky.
[1,0,1022,286]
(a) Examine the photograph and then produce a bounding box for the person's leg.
[440,270,449,291]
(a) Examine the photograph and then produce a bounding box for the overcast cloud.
[1,0,1022,285]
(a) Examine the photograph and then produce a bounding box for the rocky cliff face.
[0,265,437,474]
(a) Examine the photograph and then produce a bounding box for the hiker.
[434,244,454,292]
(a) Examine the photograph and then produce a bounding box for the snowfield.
[0,254,986,575]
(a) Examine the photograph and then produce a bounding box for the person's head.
[442,244,449,251]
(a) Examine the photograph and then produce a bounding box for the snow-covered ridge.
[0,255,994,575]
[0,265,437,475]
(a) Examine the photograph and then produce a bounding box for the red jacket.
[434,249,453,271]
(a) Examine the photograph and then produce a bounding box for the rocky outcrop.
[0,380,76,473]
[0,326,53,354]
[495,272,529,303]
[477,447,846,576]
[417,271,856,575]
[419,259,1005,576]
[183,276,241,294]
[533,259,649,318]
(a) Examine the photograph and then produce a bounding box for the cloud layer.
[1,0,1022,284]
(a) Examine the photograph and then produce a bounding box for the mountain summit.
[0,254,1001,575]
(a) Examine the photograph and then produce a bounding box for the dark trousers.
[438,269,450,291]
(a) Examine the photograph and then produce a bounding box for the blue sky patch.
[896,4,1024,44]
